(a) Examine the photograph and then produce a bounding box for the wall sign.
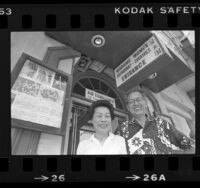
[75,55,92,72]
[85,88,116,108]
[114,35,172,88]
[89,60,106,73]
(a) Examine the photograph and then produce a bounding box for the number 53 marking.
[0,8,12,15]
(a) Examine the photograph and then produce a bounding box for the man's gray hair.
[124,85,147,104]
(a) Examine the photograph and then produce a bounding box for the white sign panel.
[114,35,165,87]
[85,88,116,108]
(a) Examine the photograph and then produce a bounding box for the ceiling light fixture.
[148,73,158,79]
[91,35,105,47]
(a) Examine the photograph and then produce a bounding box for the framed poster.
[11,53,72,135]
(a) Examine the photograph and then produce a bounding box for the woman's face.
[92,106,112,135]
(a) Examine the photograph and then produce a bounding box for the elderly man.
[118,88,195,154]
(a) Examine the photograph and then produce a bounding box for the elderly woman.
[76,100,127,155]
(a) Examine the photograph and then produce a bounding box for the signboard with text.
[85,88,116,108]
[114,35,175,91]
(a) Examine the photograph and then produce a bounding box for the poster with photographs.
[38,85,64,105]
[20,60,38,79]
[36,66,55,86]
[11,60,68,128]
[12,76,41,97]
[52,74,68,92]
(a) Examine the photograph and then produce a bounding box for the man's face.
[127,91,147,117]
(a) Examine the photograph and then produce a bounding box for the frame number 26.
[51,175,65,182]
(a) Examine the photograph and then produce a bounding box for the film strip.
[0,2,199,183]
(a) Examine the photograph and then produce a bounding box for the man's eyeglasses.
[127,97,145,104]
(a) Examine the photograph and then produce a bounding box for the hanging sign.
[114,35,174,91]
[115,35,173,87]
[85,88,116,108]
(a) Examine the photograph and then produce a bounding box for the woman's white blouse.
[76,133,127,155]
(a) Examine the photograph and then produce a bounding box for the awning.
[45,31,152,69]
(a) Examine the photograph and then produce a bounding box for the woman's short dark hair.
[88,100,115,120]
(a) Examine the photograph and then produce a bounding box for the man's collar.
[130,114,154,123]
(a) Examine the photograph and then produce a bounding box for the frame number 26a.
[126,174,166,181]
[143,174,166,181]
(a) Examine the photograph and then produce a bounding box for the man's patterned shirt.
[118,116,192,154]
